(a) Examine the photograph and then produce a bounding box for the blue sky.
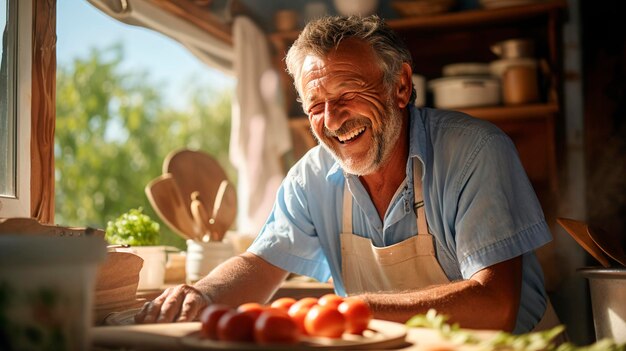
[57,1,235,109]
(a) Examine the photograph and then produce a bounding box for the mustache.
[323,118,371,138]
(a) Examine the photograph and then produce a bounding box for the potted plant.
[105,208,165,290]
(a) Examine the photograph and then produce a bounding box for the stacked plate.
[94,251,147,324]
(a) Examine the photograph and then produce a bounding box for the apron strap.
[343,182,353,234]
[413,159,428,235]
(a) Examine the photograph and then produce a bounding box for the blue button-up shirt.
[248,106,552,333]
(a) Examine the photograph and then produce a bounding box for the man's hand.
[133,253,288,324]
[134,284,211,323]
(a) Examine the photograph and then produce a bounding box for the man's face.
[300,39,403,175]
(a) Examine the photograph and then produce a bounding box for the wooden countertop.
[92,317,497,350]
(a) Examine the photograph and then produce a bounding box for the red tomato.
[317,293,344,310]
[254,308,300,344]
[199,304,232,340]
[287,297,318,335]
[216,310,257,342]
[337,298,373,335]
[270,297,297,313]
[304,304,346,338]
[237,302,266,319]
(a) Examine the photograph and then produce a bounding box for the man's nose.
[324,100,349,132]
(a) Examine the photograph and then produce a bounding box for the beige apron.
[340,160,563,336]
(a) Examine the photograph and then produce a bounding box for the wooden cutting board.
[91,321,498,350]
[92,319,409,350]
[92,321,198,350]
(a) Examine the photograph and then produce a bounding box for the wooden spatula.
[587,225,626,267]
[145,174,199,241]
[556,218,611,267]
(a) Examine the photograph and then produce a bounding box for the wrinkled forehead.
[298,39,383,91]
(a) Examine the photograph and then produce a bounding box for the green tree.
[55,44,234,249]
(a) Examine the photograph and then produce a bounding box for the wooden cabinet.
[271,1,566,210]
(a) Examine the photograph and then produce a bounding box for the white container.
[489,57,537,77]
[0,235,107,351]
[429,76,501,109]
[305,1,328,22]
[490,38,535,59]
[122,246,166,290]
[442,62,491,77]
[333,0,379,16]
[186,240,235,284]
[579,268,626,343]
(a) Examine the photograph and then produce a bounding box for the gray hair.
[285,15,415,104]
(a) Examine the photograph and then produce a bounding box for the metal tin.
[578,267,626,343]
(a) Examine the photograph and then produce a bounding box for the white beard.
[314,97,404,176]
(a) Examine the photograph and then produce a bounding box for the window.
[0,0,31,217]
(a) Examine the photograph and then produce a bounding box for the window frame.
[0,0,31,218]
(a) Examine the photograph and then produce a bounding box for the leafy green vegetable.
[105,207,160,246]
[406,309,626,351]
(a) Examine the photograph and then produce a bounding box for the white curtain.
[230,16,291,235]
[87,1,292,236]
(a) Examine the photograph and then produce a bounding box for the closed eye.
[308,103,324,116]
[341,92,358,101]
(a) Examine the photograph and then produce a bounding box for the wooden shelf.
[270,0,567,47]
[458,102,559,122]
[387,0,566,31]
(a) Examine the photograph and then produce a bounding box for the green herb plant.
[105,207,160,246]
[406,309,626,351]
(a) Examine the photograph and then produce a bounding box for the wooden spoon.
[587,225,626,267]
[190,191,212,242]
[211,180,237,242]
[556,218,610,267]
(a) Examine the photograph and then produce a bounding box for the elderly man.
[136,15,557,333]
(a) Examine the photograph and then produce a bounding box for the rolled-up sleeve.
[247,172,332,282]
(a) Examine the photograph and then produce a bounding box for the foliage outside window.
[55,44,234,249]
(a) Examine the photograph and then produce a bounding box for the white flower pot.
[186,240,235,284]
[124,246,166,290]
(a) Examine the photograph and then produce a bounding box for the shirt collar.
[326,157,344,180]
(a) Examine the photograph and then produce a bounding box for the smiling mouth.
[337,126,366,144]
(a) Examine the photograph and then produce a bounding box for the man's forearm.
[193,252,290,307]
[358,279,516,330]
[357,257,522,331]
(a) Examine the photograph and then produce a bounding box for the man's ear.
[396,63,413,108]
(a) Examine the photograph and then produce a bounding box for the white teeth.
[338,127,365,142]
